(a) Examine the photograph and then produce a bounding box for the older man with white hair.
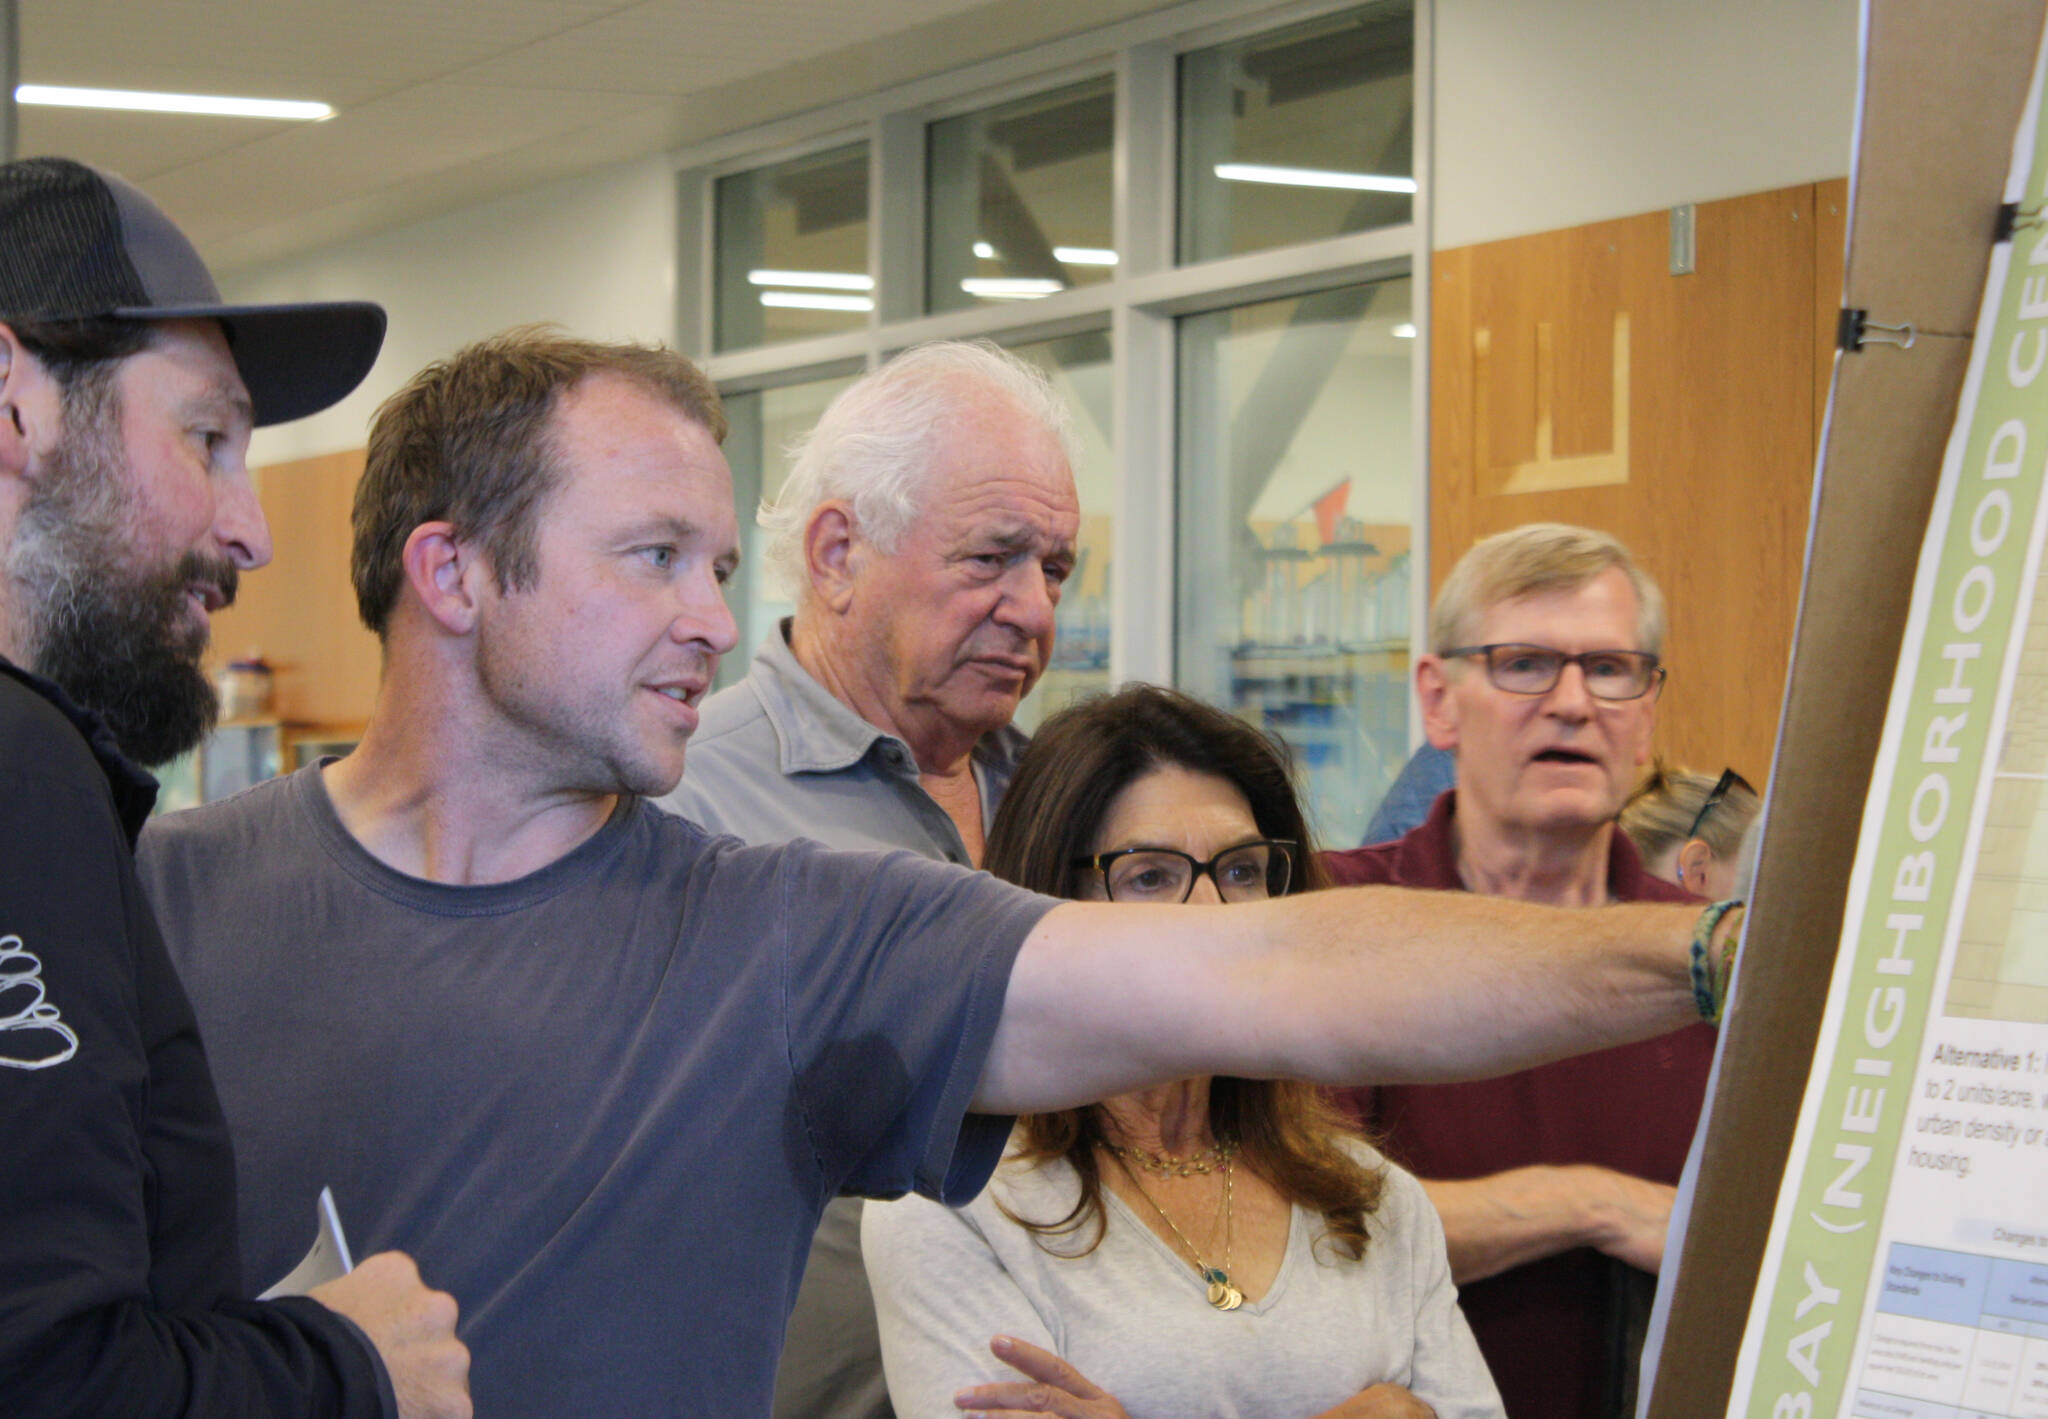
[659,338,1079,1419]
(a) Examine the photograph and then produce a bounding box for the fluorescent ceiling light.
[972,241,997,260]
[1053,246,1118,266]
[759,291,873,312]
[1213,163,1417,194]
[961,278,1065,300]
[15,84,333,122]
[1392,323,1418,338]
[747,269,874,291]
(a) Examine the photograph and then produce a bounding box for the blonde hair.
[1430,523,1665,656]
[1621,759,1760,864]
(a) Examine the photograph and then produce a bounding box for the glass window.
[1008,329,1114,733]
[717,370,862,686]
[715,143,870,351]
[926,77,1116,315]
[1178,2,1414,265]
[1176,276,1415,846]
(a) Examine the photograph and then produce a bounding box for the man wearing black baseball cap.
[0,157,470,1419]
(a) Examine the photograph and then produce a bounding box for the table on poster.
[1852,1243,2048,1418]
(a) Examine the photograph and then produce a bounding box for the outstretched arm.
[1422,1167,1674,1284]
[974,887,1715,1114]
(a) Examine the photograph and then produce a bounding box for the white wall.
[227,155,678,467]
[1434,0,1860,249]
[225,0,1862,463]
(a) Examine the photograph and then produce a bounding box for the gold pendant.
[1205,1278,1244,1311]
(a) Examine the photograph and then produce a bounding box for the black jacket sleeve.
[0,682,394,1419]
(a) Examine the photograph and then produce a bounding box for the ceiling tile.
[459,0,1002,93]
[141,82,674,246]
[14,106,296,179]
[21,1,638,93]
[10,0,1180,269]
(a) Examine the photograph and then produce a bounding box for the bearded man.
[0,156,469,1419]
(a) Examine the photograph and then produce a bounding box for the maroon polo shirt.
[1324,790,1713,1419]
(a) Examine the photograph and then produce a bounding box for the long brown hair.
[983,684,1384,1260]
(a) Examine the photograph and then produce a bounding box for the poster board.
[1644,3,2048,1415]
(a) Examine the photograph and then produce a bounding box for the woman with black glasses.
[862,686,1502,1419]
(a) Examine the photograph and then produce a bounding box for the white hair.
[758,339,1074,596]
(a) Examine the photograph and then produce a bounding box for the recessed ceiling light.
[972,241,997,260]
[1053,246,1118,266]
[961,278,1064,300]
[1213,163,1416,194]
[759,291,874,312]
[746,269,875,291]
[1392,323,1418,338]
[15,85,334,122]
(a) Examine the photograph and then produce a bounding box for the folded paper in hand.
[258,1186,355,1299]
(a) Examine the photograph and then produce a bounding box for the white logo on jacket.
[0,934,79,1069]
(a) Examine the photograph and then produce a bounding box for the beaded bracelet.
[1691,899,1746,1023]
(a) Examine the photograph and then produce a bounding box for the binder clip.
[1837,308,1916,352]
[1997,200,2046,243]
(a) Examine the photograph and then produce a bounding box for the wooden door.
[1430,180,1848,784]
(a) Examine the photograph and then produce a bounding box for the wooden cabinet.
[204,446,378,742]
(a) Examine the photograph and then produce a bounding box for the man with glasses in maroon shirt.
[1326,522,1714,1419]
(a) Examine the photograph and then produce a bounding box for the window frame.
[674,0,1432,713]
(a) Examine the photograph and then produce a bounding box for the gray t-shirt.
[136,765,1054,1419]
[658,623,1028,1419]
[863,1138,1504,1419]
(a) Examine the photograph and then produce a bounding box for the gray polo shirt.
[661,620,1028,861]
[655,620,1029,1419]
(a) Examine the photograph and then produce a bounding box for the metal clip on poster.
[1837,307,1918,351]
[1994,198,2045,239]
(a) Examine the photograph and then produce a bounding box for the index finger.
[988,1334,1109,1399]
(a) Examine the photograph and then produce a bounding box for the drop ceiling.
[13,0,1174,275]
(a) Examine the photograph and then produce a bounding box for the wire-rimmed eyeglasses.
[1072,841,1296,904]
[1686,767,1754,840]
[1440,643,1665,701]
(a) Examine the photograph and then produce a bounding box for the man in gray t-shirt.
[659,341,1070,1419]
[143,329,1735,1419]
[141,770,1051,1418]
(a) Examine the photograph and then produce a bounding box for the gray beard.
[5,390,237,766]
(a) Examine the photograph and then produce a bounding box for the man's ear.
[400,522,486,635]
[0,323,61,482]
[804,501,861,614]
[1416,656,1460,751]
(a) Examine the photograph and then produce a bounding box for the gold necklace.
[1112,1152,1243,1311]
[1102,1139,1237,1177]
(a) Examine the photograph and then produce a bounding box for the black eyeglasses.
[1072,841,1296,904]
[1686,767,1754,840]
[1441,643,1665,701]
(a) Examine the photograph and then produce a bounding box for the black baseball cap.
[0,156,386,426]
